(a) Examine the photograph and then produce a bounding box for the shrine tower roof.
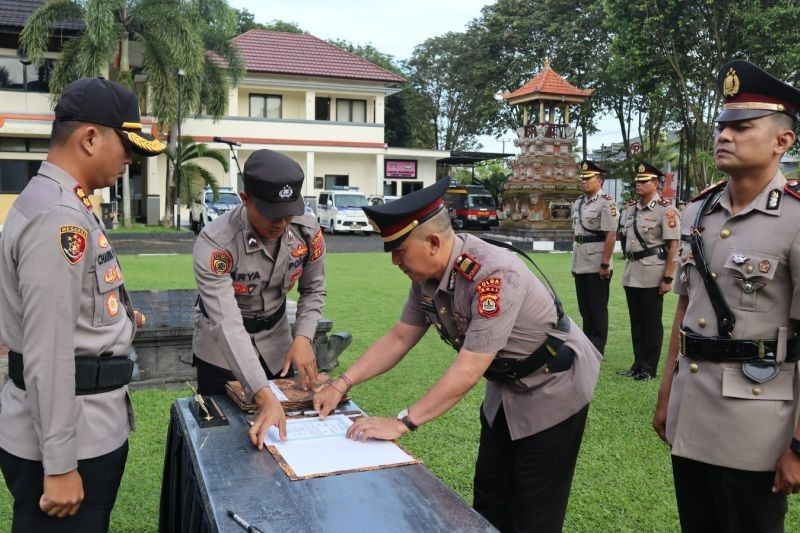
[503,61,593,105]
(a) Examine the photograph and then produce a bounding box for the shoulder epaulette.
[784,180,800,201]
[691,181,727,203]
[602,193,612,201]
[657,198,670,207]
[455,253,481,280]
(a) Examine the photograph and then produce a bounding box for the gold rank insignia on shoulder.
[723,67,740,97]
[73,185,93,210]
[455,253,481,280]
[60,225,88,265]
[210,249,233,276]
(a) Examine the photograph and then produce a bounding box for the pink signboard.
[385,160,417,179]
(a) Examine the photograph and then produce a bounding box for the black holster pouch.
[9,351,133,395]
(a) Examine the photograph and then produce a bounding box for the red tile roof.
[504,62,592,101]
[232,30,405,84]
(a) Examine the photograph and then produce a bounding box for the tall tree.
[166,138,227,208]
[234,9,304,35]
[20,0,243,226]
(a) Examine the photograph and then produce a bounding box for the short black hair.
[50,120,84,146]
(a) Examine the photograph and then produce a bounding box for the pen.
[227,509,264,533]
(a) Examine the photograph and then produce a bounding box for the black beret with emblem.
[363,178,450,252]
[716,60,800,123]
[635,161,664,182]
[55,77,165,156]
[242,149,306,218]
[580,160,606,180]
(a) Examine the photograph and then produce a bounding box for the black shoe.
[634,372,654,381]
[616,369,637,377]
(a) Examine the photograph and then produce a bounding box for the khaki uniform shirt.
[669,171,800,471]
[193,205,326,399]
[0,162,135,475]
[571,192,618,274]
[400,234,602,440]
[620,195,681,288]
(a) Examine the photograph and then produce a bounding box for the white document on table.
[267,380,289,402]
[264,415,416,479]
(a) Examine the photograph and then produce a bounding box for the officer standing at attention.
[193,149,326,447]
[0,77,162,531]
[653,60,800,532]
[313,179,602,533]
[617,162,680,381]
[571,160,618,354]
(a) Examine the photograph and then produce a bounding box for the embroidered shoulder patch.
[291,244,309,258]
[475,277,501,318]
[310,230,325,261]
[666,210,678,228]
[610,205,618,217]
[60,225,88,265]
[785,180,800,201]
[455,253,481,280]
[210,249,233,276]
[73,185,93,211]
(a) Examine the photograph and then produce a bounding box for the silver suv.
[189,187,241,233]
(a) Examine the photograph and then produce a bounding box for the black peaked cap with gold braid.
[580,160,606,179]
[635,161,664,182]
[363,178,450,252]
[716,60,800,123]
[55,77,166,157]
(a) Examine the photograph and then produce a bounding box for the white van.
[317,189,373,234]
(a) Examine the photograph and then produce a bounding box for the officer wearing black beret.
[192,149,327,448]
[314,178,602,532]
[654,60,800,532]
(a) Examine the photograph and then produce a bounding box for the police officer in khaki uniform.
[193,149,326,447]
[653,60,800,532]
[572,160,618,354]
[0,78,163,531]
[617,162,680,381]
[313,179,602,532]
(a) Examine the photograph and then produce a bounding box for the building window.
[0,137,51,153]
[249,94,282,119]
[315,97,330,120]
[0,57,54,92]
[336,99,367,123]
[0,160,41,193]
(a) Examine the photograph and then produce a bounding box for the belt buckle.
[679,330,686,357]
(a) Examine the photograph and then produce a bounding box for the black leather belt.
[484,314,575,383]
[242,299,287,334]
[198,297,286,334]
[625,244,666,261]
[574,234,605,244]
[8,351,133,395]
[679,329,800,363]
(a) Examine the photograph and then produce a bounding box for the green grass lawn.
[107,223,193,234]
[1,252,798,532]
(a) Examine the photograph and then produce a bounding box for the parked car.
[189,186,242,233]
[367,194,400,206]
[443,184,499,230]
[317,188,373,234]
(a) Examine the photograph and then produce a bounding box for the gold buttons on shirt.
[439,306,448,315]
[745,265,754,274]
[689,363,699,373]
[720,229,731,239]
[711,273,717,280]
[698,318,706,328]
[752,387,761,396]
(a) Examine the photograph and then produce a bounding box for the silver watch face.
[397,408,408,420]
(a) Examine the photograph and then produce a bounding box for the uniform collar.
[584,192,600,203]
[240,207,264,253]
[717,170,786,217]
[423,233,466,295]
[37,161,79,189]
[638,194,660,210]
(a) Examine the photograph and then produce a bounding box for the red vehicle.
[443,184,499,230]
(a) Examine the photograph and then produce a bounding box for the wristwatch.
[662,276,674,283]
[600,263,610,269]
[790,437,800,457]
[397,408,418,431]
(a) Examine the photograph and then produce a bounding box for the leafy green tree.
[234,9,304,34]
[474,163,512,208]
[166,138,227,208]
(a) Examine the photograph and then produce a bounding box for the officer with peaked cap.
[653,60,800,531]
[192,149,326,448]
[572,160,618,355]
[617,162,680,381]
[313,178,602,532]
[0,77,163,530]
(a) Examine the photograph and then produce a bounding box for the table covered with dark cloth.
[158,396,495,532]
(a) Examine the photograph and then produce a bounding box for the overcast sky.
[228,0,620,154]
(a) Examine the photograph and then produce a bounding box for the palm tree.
[20,0,243,226]
[474,163,511,209]
[165,138,227,209]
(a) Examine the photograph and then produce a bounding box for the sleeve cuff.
[42,444,78,476]
[293,318,318,342]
